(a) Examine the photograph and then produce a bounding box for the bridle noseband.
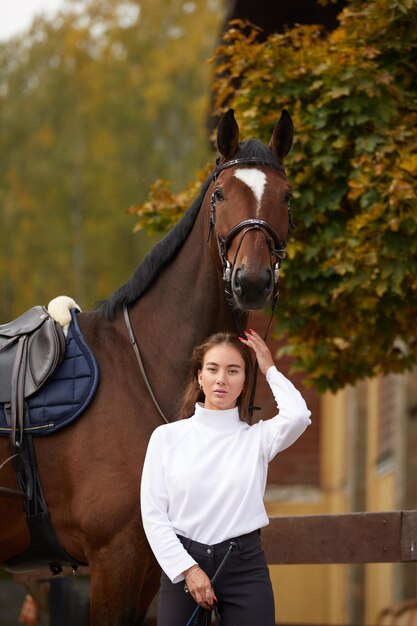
[217,217,287,293]
[208,157,292,306]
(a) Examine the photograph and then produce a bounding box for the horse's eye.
[214,188,225,202]
[284,191,292,206]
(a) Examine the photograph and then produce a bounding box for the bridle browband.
[213,156,286,176]
[124,155,293,425]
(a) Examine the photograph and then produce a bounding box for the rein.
[125,156,291,426]
[210,156,289,422]
[123,305,169,424]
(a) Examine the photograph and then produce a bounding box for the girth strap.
[10,335,28,450]
[5,434,87,575]
[0,452,25,500]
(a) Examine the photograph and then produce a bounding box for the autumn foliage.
[132,0,417,392]
[0,0,221,319]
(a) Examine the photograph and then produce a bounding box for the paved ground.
[0,575,47,626]
[0,573,90,626]
[0,572,158,626]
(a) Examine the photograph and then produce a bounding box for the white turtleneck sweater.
[140,366,311,584]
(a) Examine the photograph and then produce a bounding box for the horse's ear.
[217,109,239,159]
[269,109,294,161]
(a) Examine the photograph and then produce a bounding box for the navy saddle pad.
[0,309,99,436]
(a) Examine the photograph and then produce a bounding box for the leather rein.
[124,156,292,424]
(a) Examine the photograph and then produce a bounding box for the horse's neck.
[127,209,245,417]
[135,214,240,341]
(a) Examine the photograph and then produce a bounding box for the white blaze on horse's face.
[234,168,267,215]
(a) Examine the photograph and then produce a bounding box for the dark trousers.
[157,530,275,626]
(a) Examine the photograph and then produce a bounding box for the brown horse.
[0,108,294,625]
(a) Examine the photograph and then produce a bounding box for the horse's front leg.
[88,532,160,626]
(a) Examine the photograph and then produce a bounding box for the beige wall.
[365,379,396,624]
[264,371,417,625]
[265,388,349,624]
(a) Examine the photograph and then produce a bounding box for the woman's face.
[198,344,246,411]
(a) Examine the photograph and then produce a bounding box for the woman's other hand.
[239,329,275,375]
[183,565,214,611]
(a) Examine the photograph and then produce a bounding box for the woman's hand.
[240,329,275,375]
[183,565,214,611]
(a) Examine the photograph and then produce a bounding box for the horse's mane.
[100,139,279,321]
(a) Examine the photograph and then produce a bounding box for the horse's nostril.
[233,269,242,295]
[267,268,273,290]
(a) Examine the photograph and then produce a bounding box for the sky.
[0,0,64,40]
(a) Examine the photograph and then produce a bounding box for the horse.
[0,108,294,625]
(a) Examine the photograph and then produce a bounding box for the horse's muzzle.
[232,267,273,310]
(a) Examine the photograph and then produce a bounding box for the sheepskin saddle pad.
[0,307,99,437]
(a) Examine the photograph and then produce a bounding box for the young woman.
[140,329,311,625]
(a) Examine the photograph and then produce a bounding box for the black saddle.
[0,306,66,450]
[0,306,91,574]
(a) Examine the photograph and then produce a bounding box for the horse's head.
[207,109,294,311]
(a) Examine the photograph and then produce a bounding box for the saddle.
[0,306,66,450]
[0,306,96,574]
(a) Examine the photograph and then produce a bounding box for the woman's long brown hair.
[177,333,254,422]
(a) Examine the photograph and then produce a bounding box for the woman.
[140,329,311,625]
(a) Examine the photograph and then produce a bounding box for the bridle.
[124,155,294,424]
[207,156,293,420]
[208,157,292,310]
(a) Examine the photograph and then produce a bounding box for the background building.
[254,312,417,624]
